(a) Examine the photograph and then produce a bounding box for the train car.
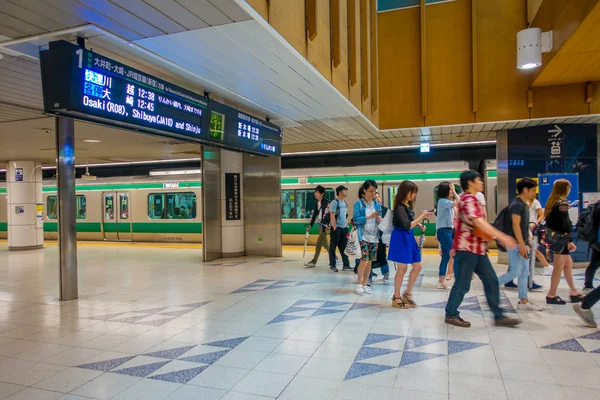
[0,161,497,247]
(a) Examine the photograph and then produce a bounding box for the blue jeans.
[437,228,454,277]
[498,247,529,300]
[445,251,504,320]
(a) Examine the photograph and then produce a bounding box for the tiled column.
[6,161,43,251]
[220,150,244,257]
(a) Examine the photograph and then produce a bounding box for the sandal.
[402,292,418,308]
[570,294,584,304]
[546,296,566,305]
[392,295,409,309]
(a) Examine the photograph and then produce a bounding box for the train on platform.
[0,160,497,247]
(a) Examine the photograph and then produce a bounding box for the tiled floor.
[0,244,599,400]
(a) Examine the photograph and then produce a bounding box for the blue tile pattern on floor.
[363,333,404,347]
[354,346,400,362]
[144,345,197,360]
[113,360,171,377]
[268,314,306,324]
[579,331,600,340]
[311,308,345,317]
[230,279,319,294]
[400,351,445,366]
[85,302,210,326]
[447,340,489,355]
[179,350,230,364]
[344,362,396,380]
[542,338,587,352]
[321,301,352,308]
[292,299,323,307]
[78,356,136,372]
[592,348,600,353]
[350,303,380,311]
[149,366,209,383]
[282,306,318,314]
[404,336,446,350]
[204,336,249,349]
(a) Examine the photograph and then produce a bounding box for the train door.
[102,192,132,241]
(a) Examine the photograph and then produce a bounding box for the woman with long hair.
[388,181,434,308]
[544,179,583,305]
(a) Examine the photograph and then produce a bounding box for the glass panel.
[120,194,129,220]
[104,194,115,220]
[166,192,196,219]
[47,196,57,219]
[295,190,313,219]
[76,195,86,219]
[324,189,335,202]
[281,189,294,219]
[148,193,165,220]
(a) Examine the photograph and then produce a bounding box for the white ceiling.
[0,0,599,163]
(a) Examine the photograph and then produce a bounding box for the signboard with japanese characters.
[548,125,563,159]
[225,173,241,221]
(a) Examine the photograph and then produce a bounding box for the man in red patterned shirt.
[445,170,521,328]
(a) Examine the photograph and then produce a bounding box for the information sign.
[225,173,241,221]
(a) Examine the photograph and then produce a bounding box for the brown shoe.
[445,316,471,328]
[494,317,521,327]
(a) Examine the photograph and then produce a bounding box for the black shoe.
[342,266,353,272]
[371,272,378,278]
[504,281,518,289]
[330,266,339,273]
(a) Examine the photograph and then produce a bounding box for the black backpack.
[492,205,510,252]
[576,202,600,243]
[320,199,343,230]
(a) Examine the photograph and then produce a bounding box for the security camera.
[517,28,552,70]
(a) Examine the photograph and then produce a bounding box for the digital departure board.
[40,40,282,156]
[41,40,208,142]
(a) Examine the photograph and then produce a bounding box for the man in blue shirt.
[329,185,350,272]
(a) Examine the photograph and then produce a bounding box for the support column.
[496,130,509,265]
[202,146,222,262]
[221,150,244,257]
[56,117,78,301]
[6,161,43,250]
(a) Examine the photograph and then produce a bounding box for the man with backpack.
[496,178,544,311]
[304,185,330,268]
[576,201,600,294]
[328,185,351,272]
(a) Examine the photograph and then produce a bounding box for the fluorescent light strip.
[281,140,497,156]
[0,158,202,173]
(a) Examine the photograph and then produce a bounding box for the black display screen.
[41,40,208,142]
[40,40,282,156]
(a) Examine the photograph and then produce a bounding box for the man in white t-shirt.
[475,192,488,221]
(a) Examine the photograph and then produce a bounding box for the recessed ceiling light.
[82,139,102,143]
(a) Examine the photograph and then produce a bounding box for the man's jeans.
[498,247,529,300]
[445,251,504,320]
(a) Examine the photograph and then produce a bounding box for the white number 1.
[76,49,83,68]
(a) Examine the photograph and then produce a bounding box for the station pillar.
[220,150,244,257]
[5,161,44,251]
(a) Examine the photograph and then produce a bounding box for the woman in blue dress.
[389,181,434,308]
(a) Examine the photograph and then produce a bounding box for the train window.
[120,193,129,220]
[281,188,334,219]
[47,195,86,219]
[147,192,196,220]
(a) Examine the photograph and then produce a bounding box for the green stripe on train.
[306,172,462,184]
[43,222,203,234]
[282,222,437,236]
[42,182,202,192]
[0,222,6,232]
[0,189,6,194]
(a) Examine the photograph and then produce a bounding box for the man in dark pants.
[573,286,599,328]
[445,170,521,328]
[305,185,331,268]
[329,185,350,272]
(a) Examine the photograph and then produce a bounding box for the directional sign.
[548,124,563,159]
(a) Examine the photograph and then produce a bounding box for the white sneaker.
[517,300,544,311]
[304,261,316,267]
[543,265,554,276]
[573,303,597,328]
[363,286,372,295]
[355,285,364,295]
[582,286,594,295]
[436,282,451,290]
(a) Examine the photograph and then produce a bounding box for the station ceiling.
[0,0,599,164]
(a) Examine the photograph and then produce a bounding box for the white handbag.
[378,209,393,234]
[344,228,362,258]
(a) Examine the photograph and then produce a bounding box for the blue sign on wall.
[15,168,23,182]
[538,173,579,207]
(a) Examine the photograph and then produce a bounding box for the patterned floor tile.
[291,300,323,307]
[344,362,397,380]
[579,331,600,340]
[149,365,208,383]
[321,301,352,308]
[400,351,445,367]
[113,360,171,377]
[77,356,136,372]
[542,339,587,352]
[179,350,230,364]
[268,314,305,324]
[281,306,318,314]
[447,340,489,355]
[363,333,405,347]
[349,303,380,311]
[355,346,400,362]
[143,345,197,360]
[204,336,249,349]
[311,308,345,317]
[404,337,446,350]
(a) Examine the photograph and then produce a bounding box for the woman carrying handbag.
[543,179,584,305]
